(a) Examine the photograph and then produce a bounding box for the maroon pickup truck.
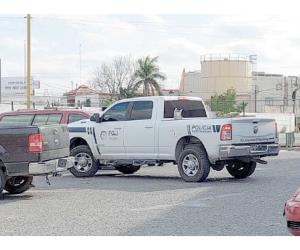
[0,108,91,126]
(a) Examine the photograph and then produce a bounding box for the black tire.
[69,145,99,177]
[177,144,210,182]
[116,165,140,174]
[226,161,257,179]
[4,176,33,194]
[0,169,5,194]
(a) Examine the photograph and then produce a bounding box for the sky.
[1,14,300,95]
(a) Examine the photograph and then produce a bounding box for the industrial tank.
[200,54,253,96]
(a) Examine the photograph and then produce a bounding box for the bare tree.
[92,55,137,100]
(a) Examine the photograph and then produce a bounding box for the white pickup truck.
[68,96,279,182]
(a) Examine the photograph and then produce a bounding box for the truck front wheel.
[226,161,256,179]
[116,165,140,174]
[70,145,99,177]
[4,176,33,194]
[178,144,210,182]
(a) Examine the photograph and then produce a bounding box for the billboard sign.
[0,77,40,96]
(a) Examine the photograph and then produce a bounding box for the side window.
[33,114,62,125]
[130,101,153,120]
[47,114,62,124]
[164,100,207,118]
[33,115,48,125]
[68,114,88,124]
[102,102,130,122]
[0,115,34,126]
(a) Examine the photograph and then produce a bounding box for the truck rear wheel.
[4,176,33,194]
[116,165,140,174]
[69,145,99,177]
[178,144,210,182]
[0,169,5,194]
[226,161,256,179]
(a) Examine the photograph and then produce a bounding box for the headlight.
[294,191,300,202]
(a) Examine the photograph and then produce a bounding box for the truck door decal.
[68,127,87,133]
[187,124,221,134]
[187,125,191,135]
[92,127,101,154]
[212,125,221,133]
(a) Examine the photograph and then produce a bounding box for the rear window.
[164,100,207,118]
[0,114,34,126]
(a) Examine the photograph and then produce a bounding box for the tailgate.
[231,118,276,144]
[39,125,70,161]
[0,126,40,163]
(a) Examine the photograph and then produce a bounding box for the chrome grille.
[287,221,300,230]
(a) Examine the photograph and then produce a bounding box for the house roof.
[64,85,111,96]
[64,85,98,96]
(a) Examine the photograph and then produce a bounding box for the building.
[179,54,253,104]
[253,72,300,113]
[62,85,112,107]
[179,54,300,114]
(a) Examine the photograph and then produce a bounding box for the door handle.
[144,126,153,129]
[114,128,122,130]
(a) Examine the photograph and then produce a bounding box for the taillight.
[275,122,278,138]
[28,133,43,153]
[220,124,232,141]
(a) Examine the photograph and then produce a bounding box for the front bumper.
[284,200,300,236]
[28,157,74,175]
[219,143,280,159]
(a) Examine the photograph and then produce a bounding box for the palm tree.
[134,56,166,96]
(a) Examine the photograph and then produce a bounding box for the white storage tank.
[200,54,253,96]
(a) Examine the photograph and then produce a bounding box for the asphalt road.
[0,150,299,236]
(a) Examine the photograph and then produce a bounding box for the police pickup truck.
[68,96,279,182]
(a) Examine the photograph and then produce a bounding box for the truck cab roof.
[115,95,204,103]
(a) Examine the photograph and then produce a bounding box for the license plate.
[58,159,67,168]
[250,145,268,152]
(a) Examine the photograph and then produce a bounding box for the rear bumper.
[219,143,280,159]
[28,157,74,175]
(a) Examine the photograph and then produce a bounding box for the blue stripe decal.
[68,127,86,133]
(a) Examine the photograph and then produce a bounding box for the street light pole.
[26,14,31,109]
[292,78,299,114]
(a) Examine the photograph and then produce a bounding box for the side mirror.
[90,113,101,123]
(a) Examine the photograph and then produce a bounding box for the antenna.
[79,43,82,84]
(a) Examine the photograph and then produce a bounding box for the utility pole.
[24,40,26,84]
[26,14,31,109]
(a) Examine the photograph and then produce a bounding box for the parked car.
[68,96,279,182]
[0,124,74,195]
[284,188,300,236]
[0,108,91,127]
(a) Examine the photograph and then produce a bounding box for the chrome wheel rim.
[74,153,93,173]
[182,154,199,176]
